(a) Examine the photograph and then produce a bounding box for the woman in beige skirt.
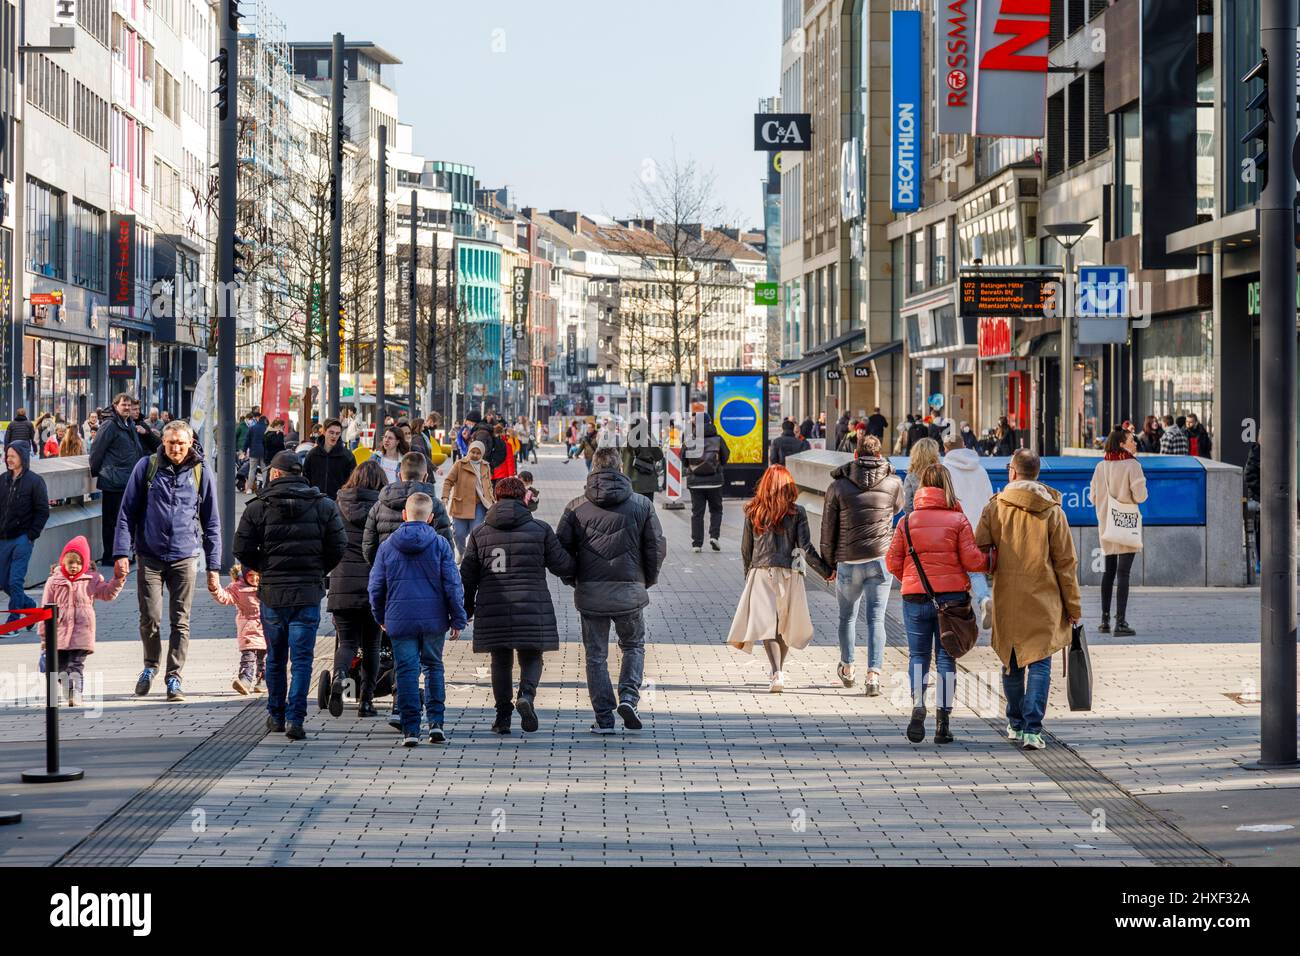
[727,465,833,691]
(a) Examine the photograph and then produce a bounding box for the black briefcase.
[1064,623,1093,712]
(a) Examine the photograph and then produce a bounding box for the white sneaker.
[979,597,993,630]
[691,546,702,553]
[402,736,419,747]
[589,724,615,735]
[836,662,855,687]
[1006,724,1023,741]
[709,538,720,552]
[769,671,785,693]
[1021,733,1046,750]
[864,672,881,697]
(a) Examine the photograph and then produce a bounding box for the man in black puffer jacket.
[2,409,36,448]
[362,453,454,564]
[89,393,156,564]
[302,419,355,499]
[820,433,904,696]
[769,418,810,466]
[235,451,347,741]
[557,447,666,734]
[461,477,575,735]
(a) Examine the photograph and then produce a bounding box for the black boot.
[327,676,345,718]
[906,706,927,743]
[1098,614,1110,633]
[1113,620,1135,636]
[934,708,953,744]
[357,698,377,718]
[491,709,512,735]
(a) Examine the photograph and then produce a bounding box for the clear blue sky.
[271,0,781,229]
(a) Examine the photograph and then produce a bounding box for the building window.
[1087,66,1107,158]
[25,178,66,279]
[1067,77,1086,167]
[1117,108,1141,237]
[26,53,69,124]
[909,231,925,294]
[71,200,105,291]
[1196,67,1215,221]
[929,220,949,285]
[1046,92,1065,178]
[73,81,109,151]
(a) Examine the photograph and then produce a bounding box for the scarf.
[1103,450,1135,461]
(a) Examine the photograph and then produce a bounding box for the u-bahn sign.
[935,0,1050,138]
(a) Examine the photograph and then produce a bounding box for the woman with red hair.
[726,465,832,692]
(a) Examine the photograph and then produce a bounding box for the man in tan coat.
[975,448,1082,751]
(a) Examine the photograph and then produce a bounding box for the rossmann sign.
[935,0,1049,138]
[890,11,922,212]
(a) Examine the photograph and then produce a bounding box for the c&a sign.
[978,316,1012,359]
[753,113,812,151]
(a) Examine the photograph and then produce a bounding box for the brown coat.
[1089,457,1148,555]
[441,457,496,520]
[975,480,1083,669]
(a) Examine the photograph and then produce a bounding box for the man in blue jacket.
[0,441,50,625]
[368,492,466,746]
[114,420,222,702]
[244,414,268,493]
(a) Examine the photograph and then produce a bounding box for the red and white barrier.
[664,445,684,509]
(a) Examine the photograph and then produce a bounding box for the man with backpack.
[114,420,222,702]
[682,412,730,552]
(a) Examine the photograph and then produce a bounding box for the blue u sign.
[890,11,922,213]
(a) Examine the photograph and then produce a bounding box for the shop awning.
[774,350,840,378]
[847,340,904,367]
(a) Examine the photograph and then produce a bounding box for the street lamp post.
[1044,222,1091,453]
[376,125,387,428]
[216,0,239,572]
[1254,0,1298,769]
[327,33,344,421]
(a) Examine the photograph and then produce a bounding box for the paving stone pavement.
[3,446,1295,866]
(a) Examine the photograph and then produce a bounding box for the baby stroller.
[317,633,396,710]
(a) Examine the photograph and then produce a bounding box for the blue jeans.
[452,503,487,554]
[901,595,963,710]
[579,611,645,727]
[1004,651,1052,735]
[262,604,322,726]
[968,572,991,604]
[0,535,36,623]
[390,631,446,735]
[835,559,891,670]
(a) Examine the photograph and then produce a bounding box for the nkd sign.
[890,10,923,212]
[753,113,812,151]
[935,0,1050,138]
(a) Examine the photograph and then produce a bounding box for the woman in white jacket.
[1089,426,1148,635]
[942,438,996,628]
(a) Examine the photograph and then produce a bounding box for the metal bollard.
[21,604,84,783]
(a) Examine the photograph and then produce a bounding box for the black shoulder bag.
[901,517,979,659]
[1063,623,1093,711]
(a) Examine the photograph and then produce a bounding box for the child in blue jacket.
[368,492,467,746]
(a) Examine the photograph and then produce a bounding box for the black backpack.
[689,440,720,477]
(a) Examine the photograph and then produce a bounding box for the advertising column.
[709,371,768,496]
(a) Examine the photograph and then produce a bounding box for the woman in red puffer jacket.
[886,464,987,747]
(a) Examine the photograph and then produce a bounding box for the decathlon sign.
[934,0,1050,138]
[754,114,812,151]
[890,10,923,212]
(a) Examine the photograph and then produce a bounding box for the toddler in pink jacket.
[40,536,126,707]
[210,565,266,695]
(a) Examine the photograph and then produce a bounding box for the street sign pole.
[1254,0,1299,769]
[408,190,418,419]
[376,125,387,428]
[327,33,344,421]
[216,0,239,572]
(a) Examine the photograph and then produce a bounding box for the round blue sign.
[718,399,757,437]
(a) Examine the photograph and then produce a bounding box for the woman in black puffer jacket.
[460,476,575,735]
[326,458,387,718]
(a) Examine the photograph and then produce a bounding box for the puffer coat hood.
[941,448,995,531]
[41,543,124,653]
[328,485,381,611]
[210,577,266,651]
[460,499,574,654]
[821,456,904,565]
[557,468,666,615]
[886,486,987,595]
[362,479,454,565]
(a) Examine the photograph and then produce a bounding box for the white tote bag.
[1099,498,1143,550]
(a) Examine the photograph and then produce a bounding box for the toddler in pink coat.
[209,565,266,695]
[39,536,126,707]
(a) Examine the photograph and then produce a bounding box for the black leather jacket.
[741,505,831,578]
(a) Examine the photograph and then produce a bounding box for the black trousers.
[1101,552,1135,621]
[690,487,724,547]
[100,489,124,563]
[490,647,543,714]
[332,608,382,702]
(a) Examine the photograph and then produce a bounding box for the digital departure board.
[959,277,1059,318]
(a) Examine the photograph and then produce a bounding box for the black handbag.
[902,518,979,659]
[1064,623,1093,711]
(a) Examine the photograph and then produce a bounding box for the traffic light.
[339,306,347,374]
[232,235,248,279]
[1241,49,1270,192]
[213,48,230,121]
[336,112,346,167]
[229,0,241,30]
